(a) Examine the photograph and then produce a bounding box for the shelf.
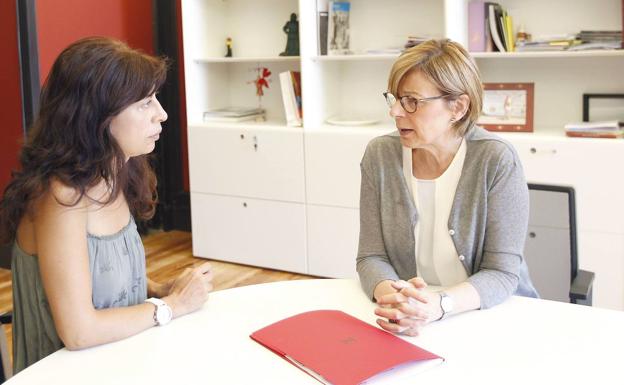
[195,56,300,64]
[472,50,624,59]
[311,54,398,62]
[310,49,624,62]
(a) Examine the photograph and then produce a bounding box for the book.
[279,71,302,126]
[203,107,264,118]
[328,2,351,55]
[202,112,265,123]
[488,4,507,52]
[565,131,624,138]
[250,310,443,385]
[319,11,329,55]
[564,120,622,131]
[468,1,487,52]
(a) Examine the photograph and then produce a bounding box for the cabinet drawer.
[305,128,387,208]
[188,125,305,203]
[307,205,359,278]
[190,193,307,273]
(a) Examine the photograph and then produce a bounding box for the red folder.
[250,310,443,385]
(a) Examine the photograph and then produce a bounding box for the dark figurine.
[225,37,233,57]
[280,13,299,56]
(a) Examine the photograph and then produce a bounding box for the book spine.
[319,11,329,55]
[468,1,486,52]
[279,71,301,127]
[565,131,621,139]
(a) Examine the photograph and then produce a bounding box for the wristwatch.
[438,292,454,321]
[145,298,173,326]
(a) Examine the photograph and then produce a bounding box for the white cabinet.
[503,134,624,310]
[188,124,305,203]
[191,193,307,273]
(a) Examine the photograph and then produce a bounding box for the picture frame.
[478,83,534,132]
[582,93,624,122]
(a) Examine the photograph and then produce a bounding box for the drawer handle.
[529,232,536,238]
[240,134,245,139]
[243,202,247,208]
[529,147,557,155]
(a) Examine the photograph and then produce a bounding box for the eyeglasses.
[383,92,449,113]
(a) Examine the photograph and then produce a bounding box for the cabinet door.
[304,128,387,208]
[188,125,305,203]
[508,138,624,234]
[307,204,359,278]
[191,193,307,274]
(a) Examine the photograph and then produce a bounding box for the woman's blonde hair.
[387,39,483,136]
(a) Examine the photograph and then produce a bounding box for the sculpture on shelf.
[279,13,299,56]
[225,37,233,57]
[247,65,272,110]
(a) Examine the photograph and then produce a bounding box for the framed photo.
[478,83,534,132]
[582,93,624,122]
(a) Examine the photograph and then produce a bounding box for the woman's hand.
[163,262,214,318]
[374,277,441,336]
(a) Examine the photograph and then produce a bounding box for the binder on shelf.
[279,71,302,127]
[251,310,443,385]
[328,1,351,55]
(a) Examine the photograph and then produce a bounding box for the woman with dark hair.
[0,37,213,373]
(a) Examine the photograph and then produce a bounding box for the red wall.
[1,0,190,197]
[0,1,25,194]
[36,0,154,83]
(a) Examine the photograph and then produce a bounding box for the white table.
[7,279,624,384]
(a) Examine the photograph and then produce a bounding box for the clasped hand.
[375,277,441,336]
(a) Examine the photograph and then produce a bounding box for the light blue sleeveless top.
[11,217,147,373]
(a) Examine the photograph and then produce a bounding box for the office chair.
[0,243,12,382]
[523,184,594,306]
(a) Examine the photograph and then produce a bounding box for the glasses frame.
[383,91,449,113]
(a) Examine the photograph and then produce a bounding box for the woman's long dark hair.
[0,37,168,243]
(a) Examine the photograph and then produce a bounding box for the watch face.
[441,295,454,313]
[157,305,173,325]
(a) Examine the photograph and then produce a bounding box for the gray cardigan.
[356,126,538,309]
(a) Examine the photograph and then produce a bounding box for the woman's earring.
[450,117,456,123]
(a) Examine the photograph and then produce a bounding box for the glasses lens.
[384,92,396,108]
[401,97,418,113]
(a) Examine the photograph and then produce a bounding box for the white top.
[409,139,469,287]
[7,279,624,385]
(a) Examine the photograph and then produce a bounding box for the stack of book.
[203,107,265,123]
[516,35,581,52]
[568,30,623,51]
[564,121,624,138]
[468,1,515,52]
[279,71,302,127]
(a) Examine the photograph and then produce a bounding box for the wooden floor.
[0,230,314,368]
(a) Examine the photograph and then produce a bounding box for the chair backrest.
[523,183,578,303]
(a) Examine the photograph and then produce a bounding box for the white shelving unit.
[182,0,624,310]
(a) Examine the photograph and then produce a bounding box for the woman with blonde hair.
[357,39,537,336]
[0,37,213,372]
